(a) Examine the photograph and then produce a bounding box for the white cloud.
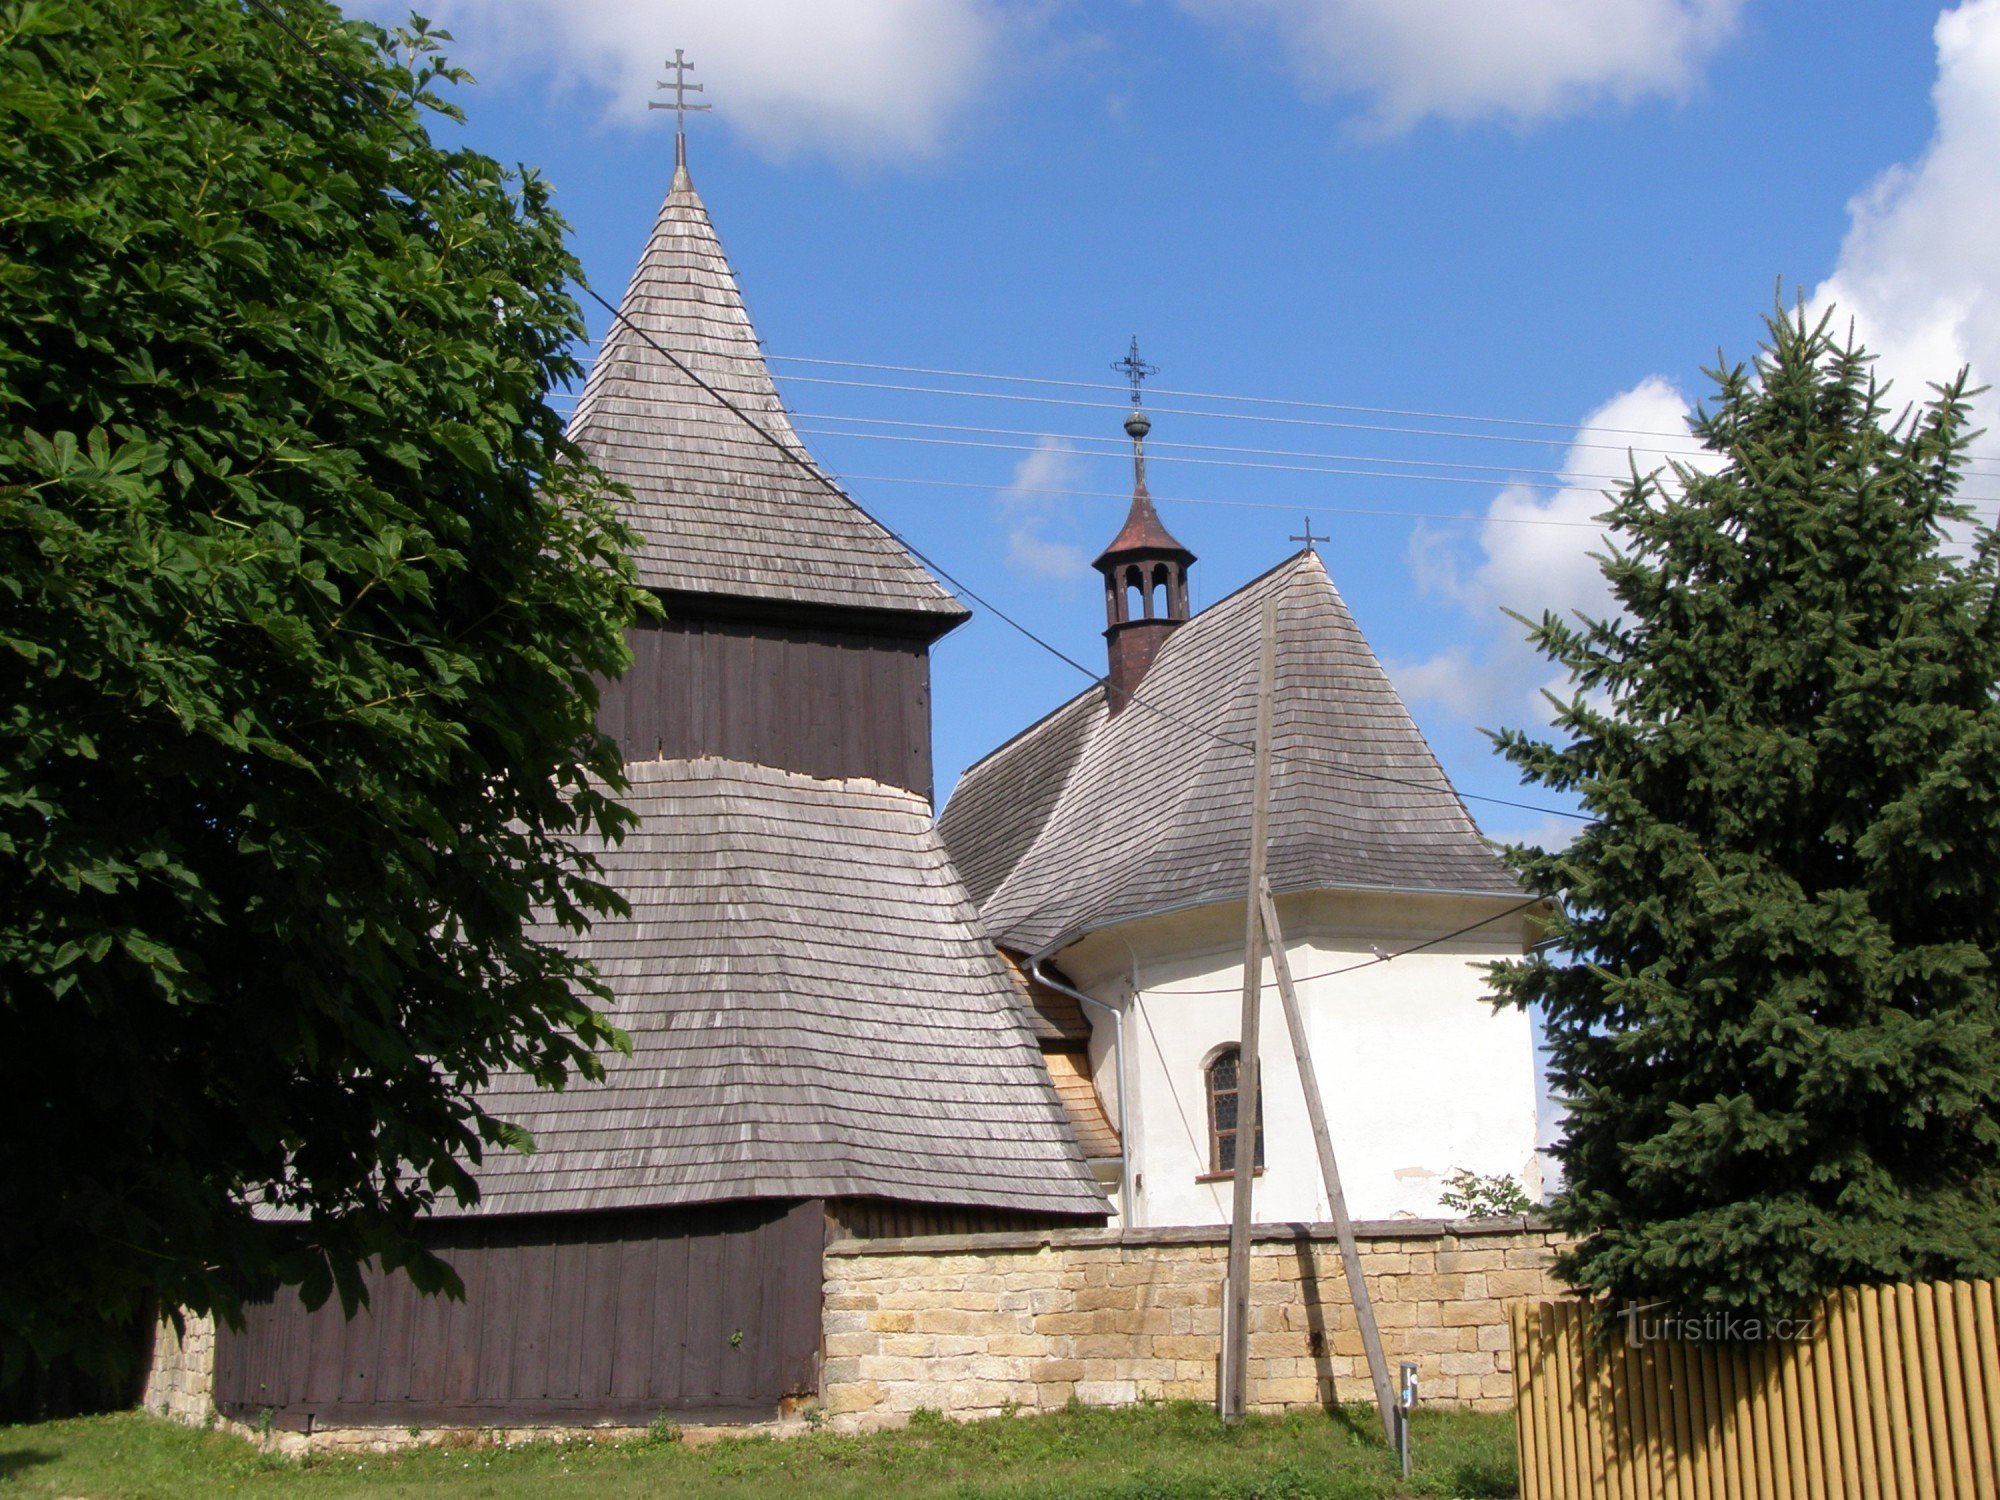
[1811,1,2000,470]
[1398,378,1702,728]
[1402,4,2000,748]
[408,0,1018,161]
[1178,0,1744,131]
[999,439,1092,579]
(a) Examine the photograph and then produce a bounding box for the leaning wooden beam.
[1258,876,1398,1445]
[1221,596,1278,1423]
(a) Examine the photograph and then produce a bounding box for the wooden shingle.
[567,162,967,623]
[458,758,1107,1220]
[941,551,1521,955]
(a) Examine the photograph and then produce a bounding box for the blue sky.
[354,0,2000,839]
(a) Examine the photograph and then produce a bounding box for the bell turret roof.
[1092,408,1195,569]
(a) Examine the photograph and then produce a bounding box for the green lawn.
[0,1403,1517,1499]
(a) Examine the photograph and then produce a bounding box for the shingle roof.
[458,757,1106,1220]
[940,551,1521,955]
[939,687,1103,910]
[566,163,967,624]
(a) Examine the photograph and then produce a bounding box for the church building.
[938,397,1543,1230]
[193,134,1108,1434]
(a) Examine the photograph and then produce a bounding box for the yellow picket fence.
[1509,1278,2000,1499]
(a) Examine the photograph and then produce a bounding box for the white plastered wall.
[1055,889,1540,1229]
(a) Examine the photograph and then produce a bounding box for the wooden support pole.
[1258,878,1399,1445]
[1220,597,1277,1423]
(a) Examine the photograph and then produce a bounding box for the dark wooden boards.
[214,1200,824,1429]
[599,615,935,801]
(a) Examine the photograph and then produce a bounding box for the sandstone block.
[867,1310,915,1334]
[1073,1286,1139,1313]
[1439,1351,1495,1377]
[1073,1380,1137,1406]
[986,1335,1051,1358]
[826,1380,884,1415]
[1442,1298,1503,1329]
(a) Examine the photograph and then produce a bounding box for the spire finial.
[650,49,713,168]
[1112,336,1158,488]
[1290,517,1329,554]
[1112,335,1158,409]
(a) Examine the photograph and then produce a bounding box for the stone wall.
[821,1217,1565,1432]
[141,1311,217,1426]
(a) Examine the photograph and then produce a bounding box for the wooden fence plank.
[1747,1341,1778,1500]
[1891,1282,1930,1499]
[1664,1334,1698,1500]
[1858,1284,1899,1497]
[1510,1304,1539,1500]
[1977,1280,2000,1486]
[1840,1287,1882,1500]
[1915,1279,1956,1500]
[1775,1331,1808,1500]
[1790,1314,1827,1500]
[1954,1281,1994,1498]
[1544,1304,1576,1500]
[1507,1278,2000,1499]
[1694,1340,1728,1500]
[1579,1309,1612,1500]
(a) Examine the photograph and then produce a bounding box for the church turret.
[1094,341,1194,714]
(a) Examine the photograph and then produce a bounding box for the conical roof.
[566,164,967,625]
[1094,482,1195,568]
[939,551,1520,954]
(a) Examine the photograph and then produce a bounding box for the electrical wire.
[822,471,1617,530]
[241,0,1597,831]
[564,347,2000,476]
[1172,895,1550,996]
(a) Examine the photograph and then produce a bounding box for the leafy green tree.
[0,0,646,1393]
[1495,306,2000,1326]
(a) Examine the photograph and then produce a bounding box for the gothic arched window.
[1205,1046,1265,1175]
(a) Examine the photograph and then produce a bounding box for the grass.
[0,1402,1517,1499]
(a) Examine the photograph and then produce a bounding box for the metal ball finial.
[1125,409,1151,441]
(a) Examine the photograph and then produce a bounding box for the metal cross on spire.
[1290,517,1330,554]
[1112,336,1158,408]
[650,49,712,167]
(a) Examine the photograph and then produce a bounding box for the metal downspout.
[1029,957,1134,1226]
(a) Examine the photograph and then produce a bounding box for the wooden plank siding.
[215,1201,824,1430]
[600,615,936,801]
[1510,1278,2000,1499]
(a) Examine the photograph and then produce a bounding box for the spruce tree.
[1494,306,2000,1326]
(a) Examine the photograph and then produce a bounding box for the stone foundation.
[820,1217,1565,1432]
[141,1312,217,1426]
[139,1217,1566,1446]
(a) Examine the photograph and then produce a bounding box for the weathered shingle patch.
[460,757,1106,1219]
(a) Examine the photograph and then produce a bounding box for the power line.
[789,425,2000,508]
[826,471,1618,530]
[564,345,2000,475]
[1173,896,1550,996]
[764,354,2000,475]
[242,0,1596,832]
